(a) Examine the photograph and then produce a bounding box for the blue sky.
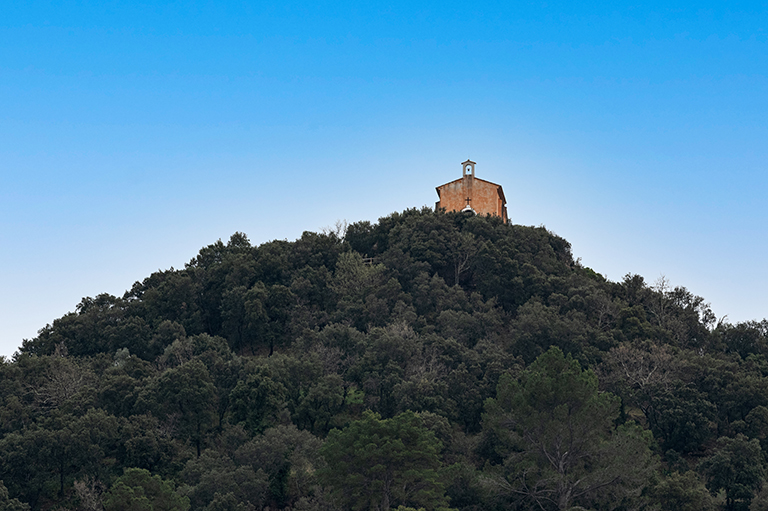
[2,1,767,357]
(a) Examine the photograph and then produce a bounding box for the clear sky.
[2,1,767,357]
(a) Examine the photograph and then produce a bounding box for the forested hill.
[3,208,768,511]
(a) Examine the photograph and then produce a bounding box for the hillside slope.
[3,208,768,511]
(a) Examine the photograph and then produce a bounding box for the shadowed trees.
[5,209,765,511]
[319,410,449,511]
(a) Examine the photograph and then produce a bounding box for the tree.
[448,231,477,287]
[0,479,30,511]
[119,414,180,473]
[103,468,189,511]
[0,415,100,503]
[750,483,768,511]
[0,428,55,507]
[154,360,217,457]
[701,434,765,511]
[647,471,716,511]
[599,342,677,416]
[647,381,716,454]
[229,367,287,434]
[234,424,324,508]
[483,347,655,511]
[319,410,449,511]
[220,284,269,354]
[179,449,268,510]
[294,374,346,434]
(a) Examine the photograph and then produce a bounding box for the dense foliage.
[2,208,768,511]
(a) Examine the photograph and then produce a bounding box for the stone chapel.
[435,160,508,222]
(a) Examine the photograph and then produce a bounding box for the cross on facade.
[465,197,472,206]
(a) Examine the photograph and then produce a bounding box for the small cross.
[466,197,472,206]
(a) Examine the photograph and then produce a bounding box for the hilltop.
[2,208,768,511]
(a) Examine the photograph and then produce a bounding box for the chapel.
[435,160,508,222]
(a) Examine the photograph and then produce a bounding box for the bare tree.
[73,477,105,511]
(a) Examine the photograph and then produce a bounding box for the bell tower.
[462,159,476,178]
